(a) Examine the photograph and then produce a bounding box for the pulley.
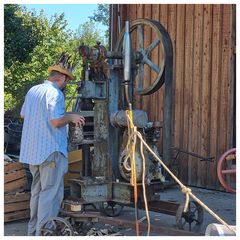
[115,18,172,95]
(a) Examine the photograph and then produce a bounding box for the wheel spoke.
[137,25,144,49]
[145,38,161,56]
[51,219,57,228]
[143,57,160,73]
[61,225,67,234]
[137,63,144,90]
[112,206,115,215]
[42,228,54,235]
[192,208,198,213]
[221,169,236,175]
[193,218,200,224]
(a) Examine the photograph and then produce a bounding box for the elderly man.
[19,62,85,236]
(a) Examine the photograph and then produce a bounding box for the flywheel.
[115,18,168,95]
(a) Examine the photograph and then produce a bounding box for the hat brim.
[48,65,75,80]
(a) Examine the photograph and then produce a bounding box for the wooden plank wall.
[110,4,235,190]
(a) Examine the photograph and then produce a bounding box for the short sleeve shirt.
[19,80,68,165]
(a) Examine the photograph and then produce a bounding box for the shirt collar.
[44,80,60,90]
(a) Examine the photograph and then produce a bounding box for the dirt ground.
[4,185,236,236]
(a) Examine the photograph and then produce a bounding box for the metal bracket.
[78,80,107,99]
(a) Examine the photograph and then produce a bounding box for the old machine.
[40,19,204,236]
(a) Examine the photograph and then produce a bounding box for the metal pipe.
[123,21,131,82]
[123,21,132,107]
[205,224,236,236]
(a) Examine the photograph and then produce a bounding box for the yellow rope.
[137,131,151,236]
[125,113,236,235]
[126,110,139,236]
[126,111,150,236]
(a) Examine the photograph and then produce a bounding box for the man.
[19,62,85,236]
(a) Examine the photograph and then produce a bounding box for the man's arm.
[50,113,85,128]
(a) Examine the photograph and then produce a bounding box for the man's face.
[59,74,70,91]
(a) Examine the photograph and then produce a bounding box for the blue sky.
[23,4,108,33]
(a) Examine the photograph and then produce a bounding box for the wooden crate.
[4,192,30,222]
[64,149,82,187]
[4,161,30,222]
[4,162,28,193]
[4,209,30,223]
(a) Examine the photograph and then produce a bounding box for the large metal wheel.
[176,201,204,231]
[217,148,236,193]
[115,19,166,95]
[99,201,124,217]
[39,217,74,236]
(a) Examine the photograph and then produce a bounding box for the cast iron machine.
[68,18,172,209]
[40,19,203,236]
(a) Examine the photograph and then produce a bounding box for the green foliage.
[4,4,40,68]
[89,4,109,26]
[4,4,109,115]
[89,4,109,46]
[4,5,73,114]
[76,20,105,46]
[4,92,17,112]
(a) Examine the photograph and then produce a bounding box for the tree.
[76,20,104,46]
[4,5,74,115]
[4,4,109,115]
[4,4,41,68]
[89,4,109,26]
[89,4,109,45]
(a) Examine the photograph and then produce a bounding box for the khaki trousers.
[27,151,68,236]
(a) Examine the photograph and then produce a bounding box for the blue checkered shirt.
[19,80,68,165]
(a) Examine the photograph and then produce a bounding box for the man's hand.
[50,113,85,128]
[69,114,85,127]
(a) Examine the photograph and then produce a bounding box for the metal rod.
[172,147,214,162]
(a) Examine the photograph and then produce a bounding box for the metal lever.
[172,147,214,162]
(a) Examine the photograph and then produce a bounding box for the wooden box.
[4,162,28,193]
[4,192,30,222]
[64,149,82,187]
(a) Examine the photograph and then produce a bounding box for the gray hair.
[49,70,62,78]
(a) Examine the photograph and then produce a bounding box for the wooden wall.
[110,4,236,190]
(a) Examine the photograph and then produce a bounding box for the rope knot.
[181,186,191,194]
[181,186,192,212]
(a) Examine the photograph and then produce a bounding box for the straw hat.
[48,64,75,80]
